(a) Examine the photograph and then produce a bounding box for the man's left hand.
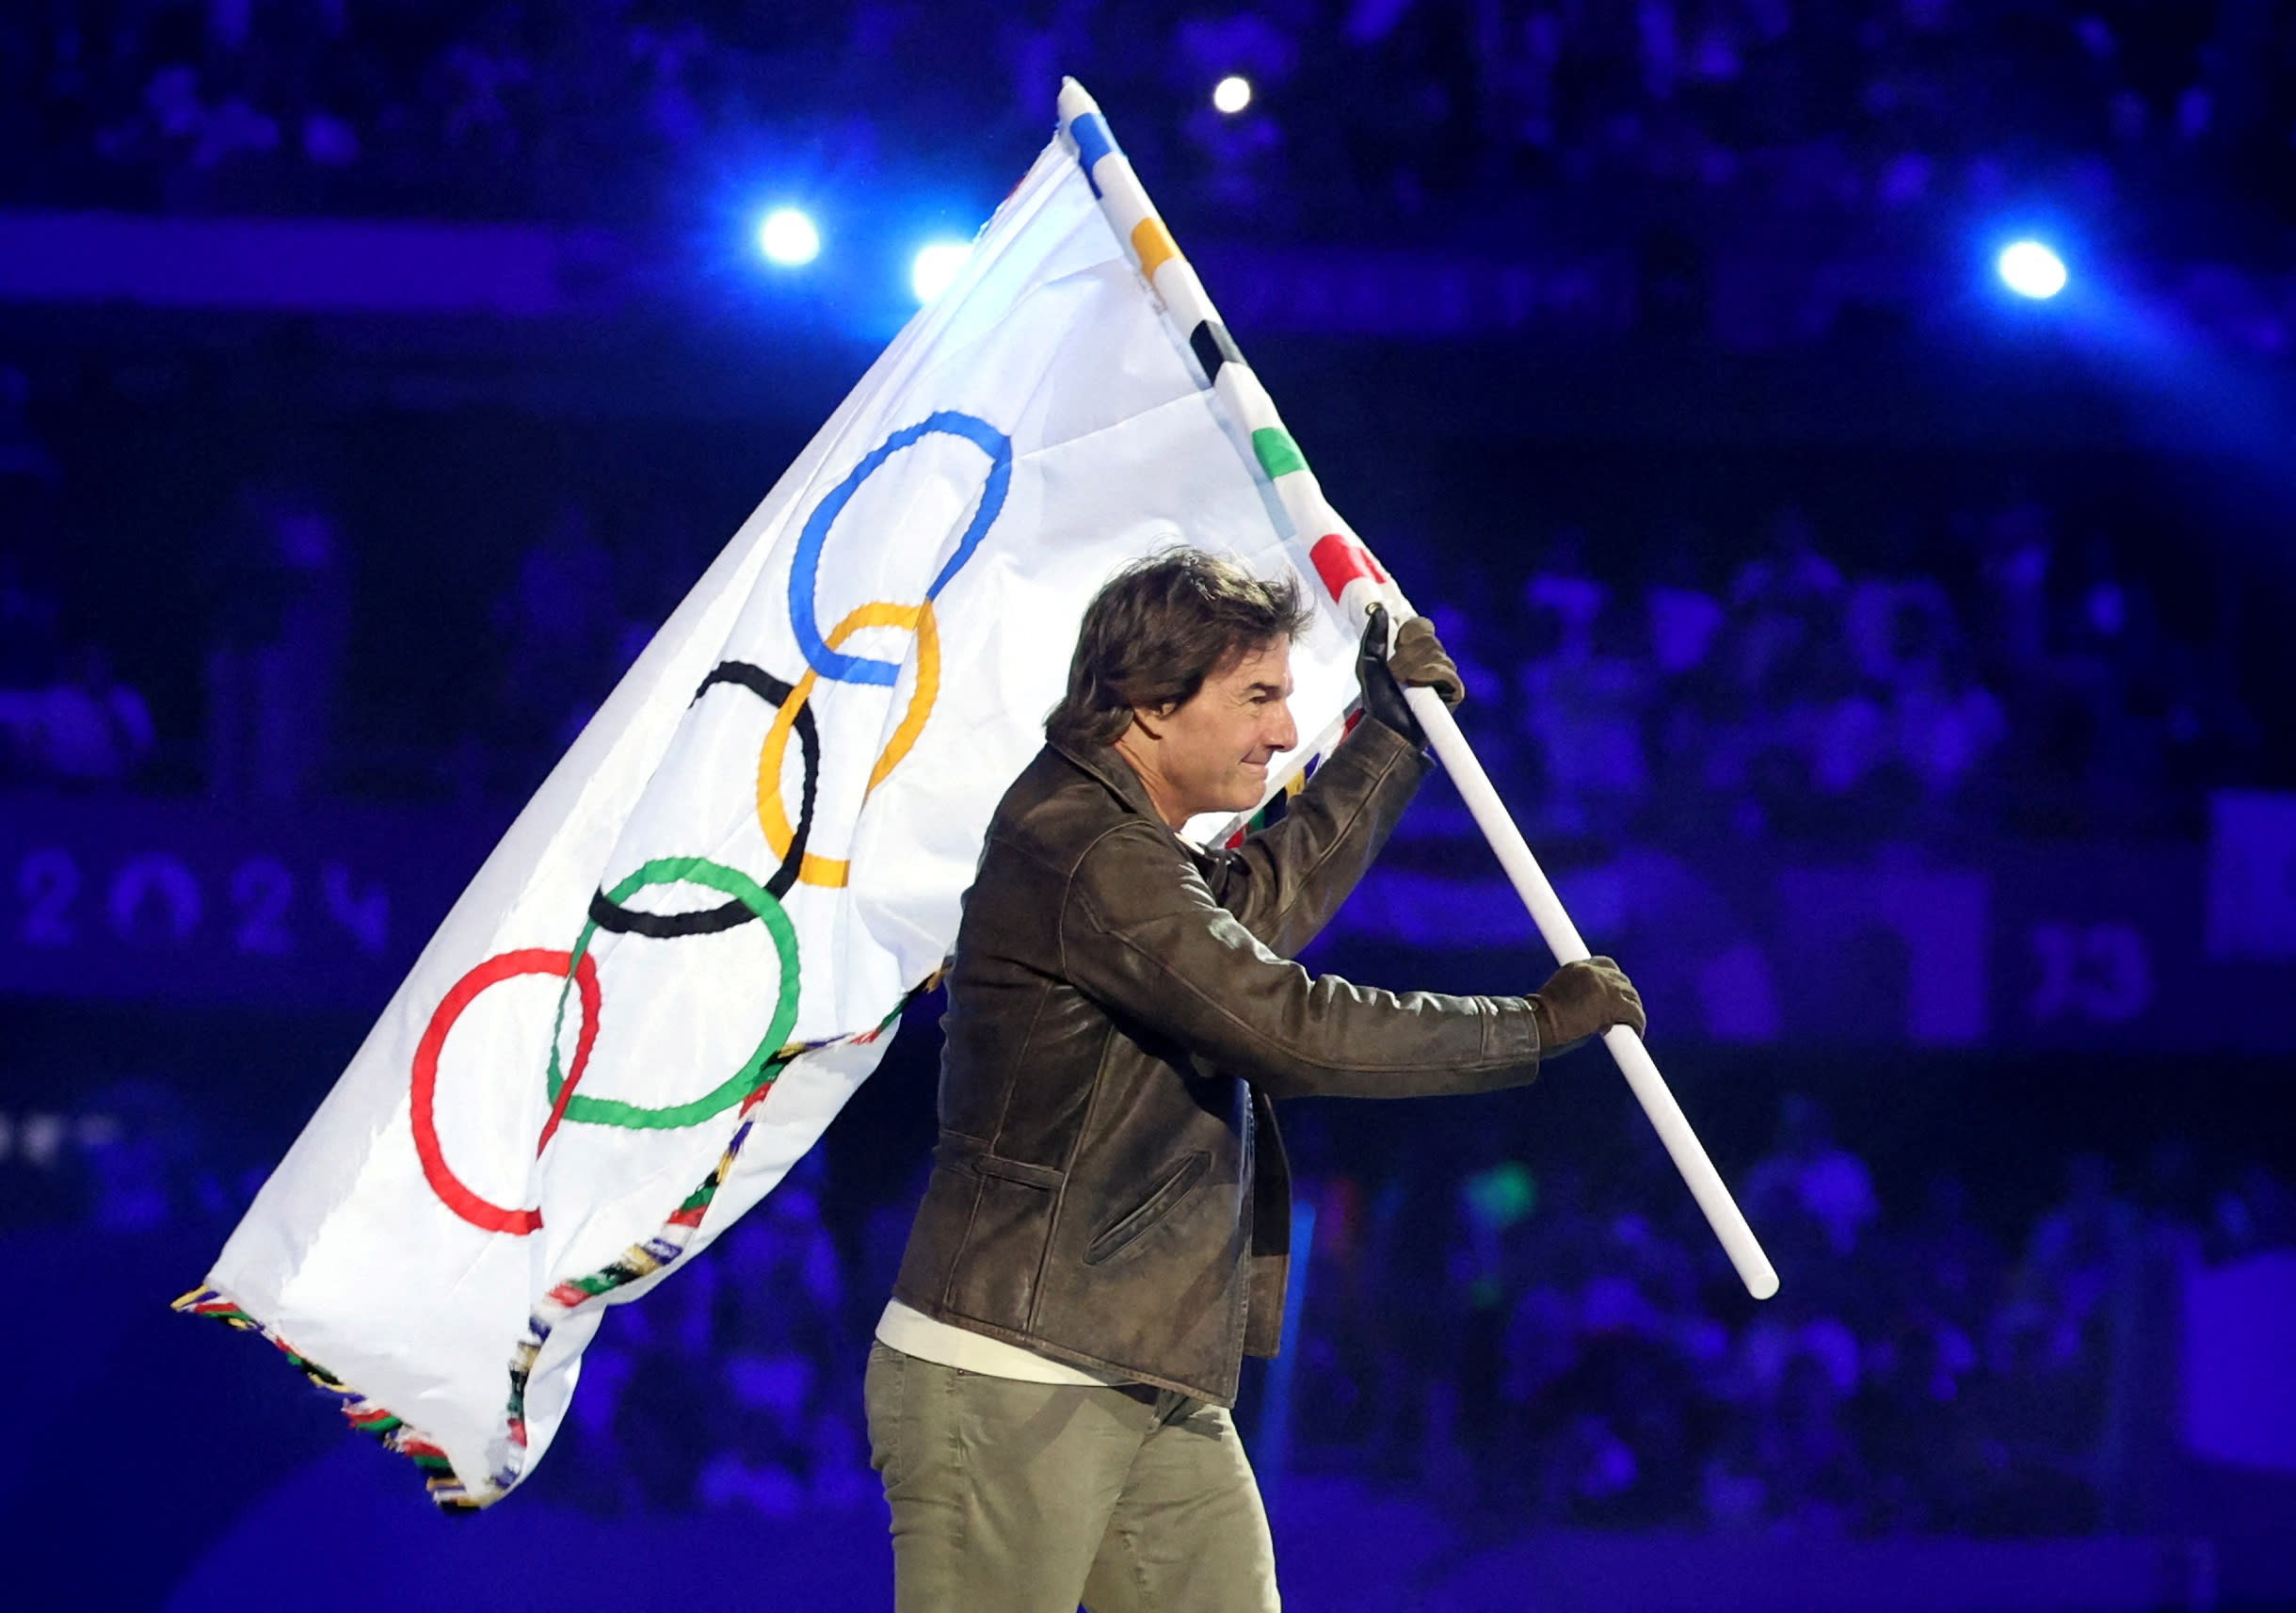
[1358,605,1465,746]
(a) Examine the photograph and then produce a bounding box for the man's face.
[1139,637,1299,822]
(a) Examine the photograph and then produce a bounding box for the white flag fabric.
[182,80,1414,1509]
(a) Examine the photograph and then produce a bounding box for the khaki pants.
[864,1341,1281,1612]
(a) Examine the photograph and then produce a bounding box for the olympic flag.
[180,84,1402,1508]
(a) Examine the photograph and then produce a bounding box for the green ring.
[546,856,801,1130]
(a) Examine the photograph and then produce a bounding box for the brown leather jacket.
[891,717,1546,1403]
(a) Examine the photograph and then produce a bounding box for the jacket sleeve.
[1061,819,1543,1101]
[1199,716,1433,957]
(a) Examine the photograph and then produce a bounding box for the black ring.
[586,660,820,939]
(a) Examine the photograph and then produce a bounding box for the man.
[868,549,1645,1611]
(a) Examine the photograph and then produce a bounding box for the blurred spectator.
[201,480,350,800]
[1745,1094,1881,1262]
[490,496,618,758]
[0,644,155,784]
[77,1077,225,1232]
[1646,530,1726,678]
[0,372,157,784]
[610,1250,723,1512]
[2211,1163,2296,1261]
[706,1153,872,1514]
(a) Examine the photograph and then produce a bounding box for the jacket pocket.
[971,1152,1065,1190]
[1084,1151,1211,1266]
[946,1169,1058,1328]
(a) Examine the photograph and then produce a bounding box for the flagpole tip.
[1056,77,1099,127]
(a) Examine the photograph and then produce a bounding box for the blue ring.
[788,411,1011,686]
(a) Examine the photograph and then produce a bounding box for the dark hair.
[1046,549,1312,748]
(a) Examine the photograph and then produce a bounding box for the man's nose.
[1269,702,1298,753]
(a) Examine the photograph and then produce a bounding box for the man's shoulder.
[987,745,1180,883]
[987,747,1129,863]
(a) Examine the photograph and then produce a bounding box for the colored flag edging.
[174,992,915,1509]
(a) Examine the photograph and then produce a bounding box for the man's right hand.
[1529,957,1646,1057]
[1357,605,1464,747]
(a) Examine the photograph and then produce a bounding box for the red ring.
[410,948,601,1235]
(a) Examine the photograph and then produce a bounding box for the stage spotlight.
[757,208,820,266]
[911,241,972,303]
[1999,241,2067,299]
[1212,75,1253,115]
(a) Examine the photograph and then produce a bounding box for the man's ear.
[1129,703,1175,741]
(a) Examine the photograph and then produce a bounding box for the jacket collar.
[1048,736,1186,839]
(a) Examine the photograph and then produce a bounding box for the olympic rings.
[584,663,820,945]
[788,411,1007,686]
[756,598,940,889]
[545,856,801,1131]
[411,411,1011,1211]
[411,947,602,1236]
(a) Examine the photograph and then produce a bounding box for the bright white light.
[1999,241,2067,299]
[1212,75,1253,115]
[757,208,820,266]
[910,241,972,303]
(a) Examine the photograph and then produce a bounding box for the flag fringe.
[175,1080,771,1511]
[175,992,923,1510]
[170,1284,489,1511]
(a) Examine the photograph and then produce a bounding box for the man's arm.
[1202,609,1463,954]
[1064,818,1544,1101]
[1200,717,1430,956]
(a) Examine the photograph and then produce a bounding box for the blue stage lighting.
[758,208,820,266]
[1212,75,1253,115]
[1999,241,2067,299]
[910,241,972,303]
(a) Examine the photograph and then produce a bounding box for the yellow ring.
[757,599,941,888]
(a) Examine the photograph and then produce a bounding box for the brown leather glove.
[1358,605,1465,746]
[1529,956,1646,1057]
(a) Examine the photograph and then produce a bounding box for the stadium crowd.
[2,403,2267,848]
[30,1060,2289,1535]
[0,8,2282,821]
[359,1116,2296,1531]
[1407,495,2263,847]
[7,0,2293,1573]
[4,0,2289,240]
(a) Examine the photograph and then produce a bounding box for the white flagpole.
[1405,686,1780,1300]
[1056,78,1779,1301]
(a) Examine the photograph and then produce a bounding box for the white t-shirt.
[874,1298,1133,1387]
